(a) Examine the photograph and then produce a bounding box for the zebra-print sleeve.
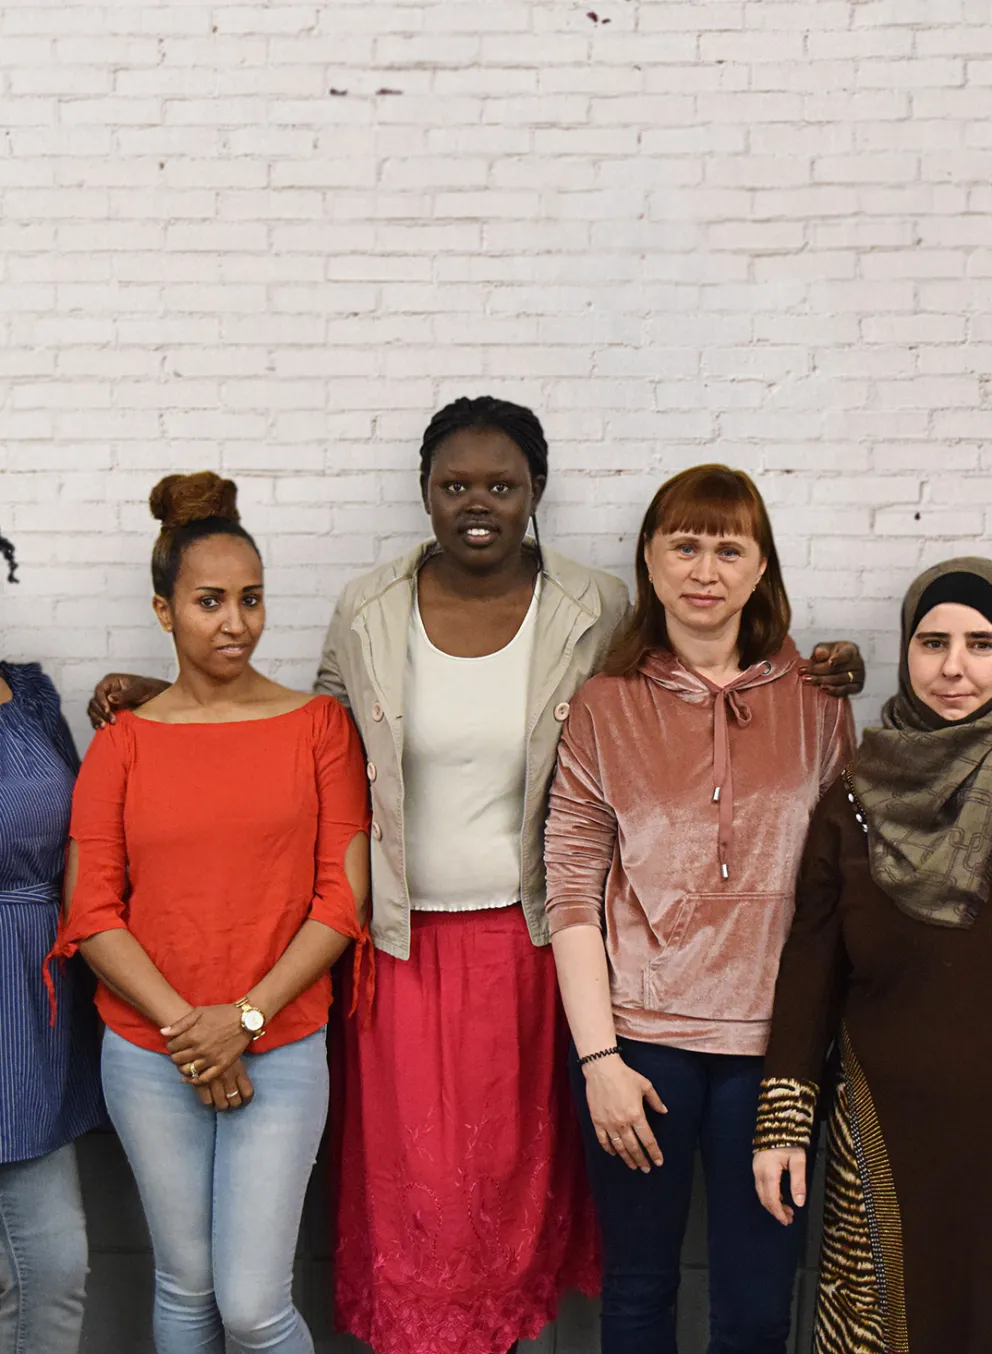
[753,1077,819,1152]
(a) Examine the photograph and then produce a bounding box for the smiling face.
[643,528,767,642]
[908,601,992,721]
[423,426,545,574]
[153,533,265,681]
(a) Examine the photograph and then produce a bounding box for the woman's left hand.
[163,1005,251,1083]
[800,641,865,696]
[753,1146,807,1226]
[190,1059,255,1110]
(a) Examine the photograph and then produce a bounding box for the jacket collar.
[348,539,603,611]
[349,540,605,727]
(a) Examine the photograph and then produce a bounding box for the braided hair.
[0,528,18,584]
[418,395,549,560]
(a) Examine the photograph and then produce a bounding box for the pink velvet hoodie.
[544,638,854,1055]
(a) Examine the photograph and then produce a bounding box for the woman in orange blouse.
[56,472,370,1354]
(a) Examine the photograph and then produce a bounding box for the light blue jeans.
[102,1027,329,1354]
[0,1143,88,1354]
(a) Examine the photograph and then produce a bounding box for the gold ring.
[847,670,855,684]
[185,1060,199,1080]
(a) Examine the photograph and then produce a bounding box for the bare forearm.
[551,924,619,1058]
[241,832,368,1020]
[244,919,354,1021]
[79,930,192,1030]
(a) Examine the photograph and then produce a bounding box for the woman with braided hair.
[320,396,616,1354]
[88,400,865,1354]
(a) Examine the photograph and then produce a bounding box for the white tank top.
[402,579,540,912]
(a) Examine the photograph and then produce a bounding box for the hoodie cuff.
[546,899,603,934]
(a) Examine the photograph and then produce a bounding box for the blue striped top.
[0,661,104,1163]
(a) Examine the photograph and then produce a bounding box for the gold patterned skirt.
[813,1027,905,1354]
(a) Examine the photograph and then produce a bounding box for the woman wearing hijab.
[753,556,992,1354]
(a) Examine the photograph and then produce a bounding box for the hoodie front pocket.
[611,894,695,1010]
[643,891,792,1023]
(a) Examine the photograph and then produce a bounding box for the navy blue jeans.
[571,1038,804,1354]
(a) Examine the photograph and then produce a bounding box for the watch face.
[243,1009,264,1033]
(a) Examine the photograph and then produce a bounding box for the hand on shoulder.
[88,673,169,729]
[799,641,865,698]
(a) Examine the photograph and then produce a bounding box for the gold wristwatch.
[235,997,266,1041]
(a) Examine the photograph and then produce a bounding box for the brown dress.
[754,773,992,1354]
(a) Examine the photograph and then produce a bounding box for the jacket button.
[371,821,382,841]
[371,702,384,722]
[367,762,377,782]
[554,702,570,721]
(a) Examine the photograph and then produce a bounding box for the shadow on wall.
[78,1126,825,1354]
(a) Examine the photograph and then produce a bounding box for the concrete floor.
[77,1127,823,1354]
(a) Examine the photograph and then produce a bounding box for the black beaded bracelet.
[579,1045,621,1067]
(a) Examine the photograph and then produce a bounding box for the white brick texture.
[1,0,991,751]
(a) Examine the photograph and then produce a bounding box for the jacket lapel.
[350,548,424,736]
[526,562,602,733]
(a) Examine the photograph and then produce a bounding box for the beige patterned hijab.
[853,557,992,928]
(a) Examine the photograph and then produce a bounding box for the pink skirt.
[333,904,600,1354]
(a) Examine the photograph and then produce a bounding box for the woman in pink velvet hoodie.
[545,464,854,1354]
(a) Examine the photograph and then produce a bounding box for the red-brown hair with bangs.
[605,463,791,676]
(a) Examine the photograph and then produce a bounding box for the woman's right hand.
[753,1147,807,1226]
[88,673,168,729]
[192,1058,255,1112]
[584,1056,666,1172]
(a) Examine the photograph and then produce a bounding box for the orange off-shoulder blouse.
[58,695,371,1054]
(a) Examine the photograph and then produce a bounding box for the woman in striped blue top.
[0,533,104,1354]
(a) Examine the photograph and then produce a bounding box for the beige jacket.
[315,541,630,960]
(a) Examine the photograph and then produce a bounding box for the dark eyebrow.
[441,470,521,480]
[192,584,263,594]
[914,630,992,640]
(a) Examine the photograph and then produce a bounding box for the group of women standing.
[0,395,986,1354]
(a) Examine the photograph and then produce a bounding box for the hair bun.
[149,472,240,532]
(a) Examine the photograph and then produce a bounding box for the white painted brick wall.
[1,0,991,754]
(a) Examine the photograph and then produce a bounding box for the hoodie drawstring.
[712,688,752,880]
